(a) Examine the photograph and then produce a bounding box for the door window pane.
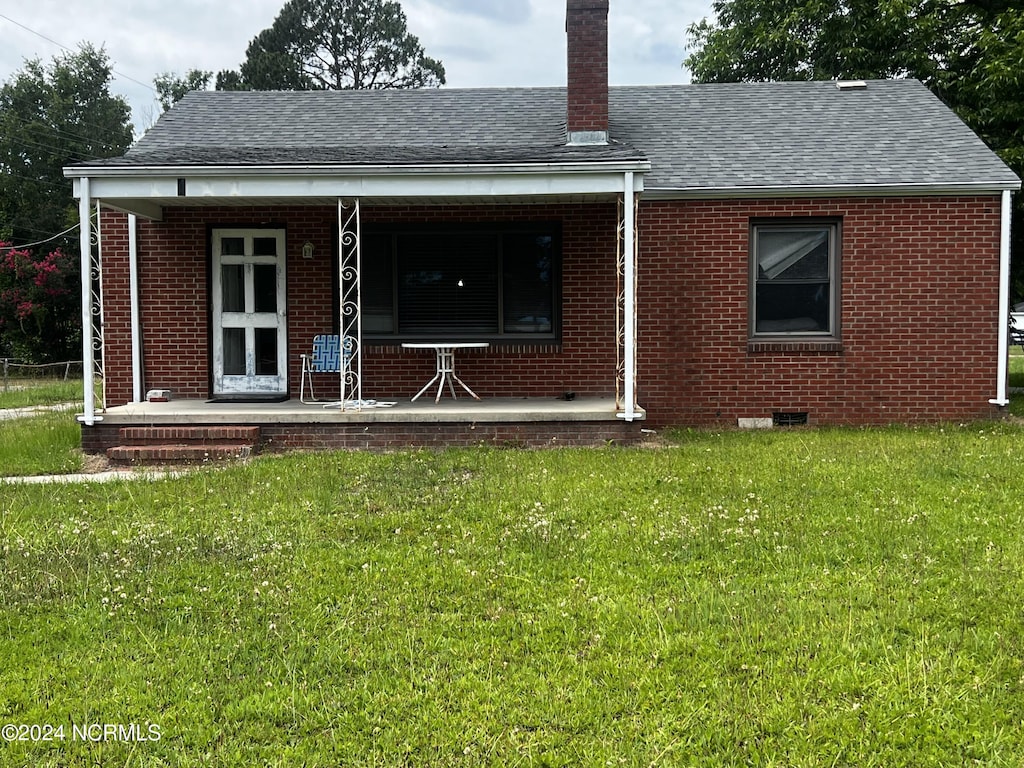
[221,265,244,313]
[253,237,278,257]
[255,328,278,375]
[223,328,245,375]
[254,264,278,313]
[221,237,245,256]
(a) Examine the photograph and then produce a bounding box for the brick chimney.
[566,0,610,145]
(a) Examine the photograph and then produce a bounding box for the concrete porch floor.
[91,396,643,425]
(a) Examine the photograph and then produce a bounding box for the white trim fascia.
[65,159,651,179]
[72,168,647,205]
[642,181,1021,200]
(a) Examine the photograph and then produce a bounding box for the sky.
[0,0,715,135]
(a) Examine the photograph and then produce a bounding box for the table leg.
[411,372,441,402]
[450,373,481,400]
[411,346,483,402]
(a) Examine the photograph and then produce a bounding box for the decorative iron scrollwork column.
[90,202,106,411]
[615,192,639,412]
[338,199,363,408]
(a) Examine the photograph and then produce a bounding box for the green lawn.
[0,378,82,410]
[0,411,82,477]
[2,426,1023,766]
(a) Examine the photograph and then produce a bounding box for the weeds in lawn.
[0,378,82,410]
[1,427,1023,765]
[0,411,82,477]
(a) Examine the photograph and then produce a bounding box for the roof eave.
[642,180,1022,200]
[63,159,651,178]
[66,160,650,220]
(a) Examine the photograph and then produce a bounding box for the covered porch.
[68,156,648,450]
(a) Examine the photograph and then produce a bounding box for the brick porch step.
[107,443,255,463]
[106,425,261,465]
[117,426,261,445]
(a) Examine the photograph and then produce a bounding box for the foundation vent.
[773,411,809,427]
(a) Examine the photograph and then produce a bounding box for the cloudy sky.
[0,0,714,135]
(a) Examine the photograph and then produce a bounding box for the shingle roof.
[79,79,1019,192]
[612,79,1020,191]
[105,88,645,167]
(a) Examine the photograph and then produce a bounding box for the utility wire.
[0,12,158,96]
[0,219,92,252]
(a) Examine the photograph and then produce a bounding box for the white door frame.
[211,228,288,396]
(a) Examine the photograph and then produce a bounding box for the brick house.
[65,0,1020,456]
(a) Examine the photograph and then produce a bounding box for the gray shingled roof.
[612,79,1019,191]
[79,79,1019,192]
[104,87,645,167]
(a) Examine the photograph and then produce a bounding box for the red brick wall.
[99,195,1004,426]
[636,196,1004,426]
[99,203,621,405]
[566,0,609,135]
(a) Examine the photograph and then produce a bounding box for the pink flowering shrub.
[0,243,80,362]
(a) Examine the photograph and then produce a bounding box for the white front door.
[211,228,287,397]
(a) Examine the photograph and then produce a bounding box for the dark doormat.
[206,395,290,404]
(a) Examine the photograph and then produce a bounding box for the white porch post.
[128,213,143,402]
[78,178,95,425]
[618,171,638,421]
[991,189,1012,406]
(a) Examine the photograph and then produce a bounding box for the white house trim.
[990,189,1013,407]
[68,165,648,219]
[643,181,1021,200]
[77,177,96,426]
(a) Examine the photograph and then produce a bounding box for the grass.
[0,411,82,477]
[2,426,1024,766]
[0,378,82,410]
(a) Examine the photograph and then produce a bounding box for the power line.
[5,133,116,163]
[0,12,158,96]
[0,219,90,252]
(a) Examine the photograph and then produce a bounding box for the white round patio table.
[401,342,490,403]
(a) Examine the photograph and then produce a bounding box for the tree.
[0,44,132,359]
[0,243,79,361]
[217,0,445,91]
[154,69,213,111]
[685,0,953,85]
[684,0,1024,295]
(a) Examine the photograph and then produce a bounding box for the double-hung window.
[361,225,560,341]
[751,220,839,338]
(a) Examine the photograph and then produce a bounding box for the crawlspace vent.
[773,411,809,427]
